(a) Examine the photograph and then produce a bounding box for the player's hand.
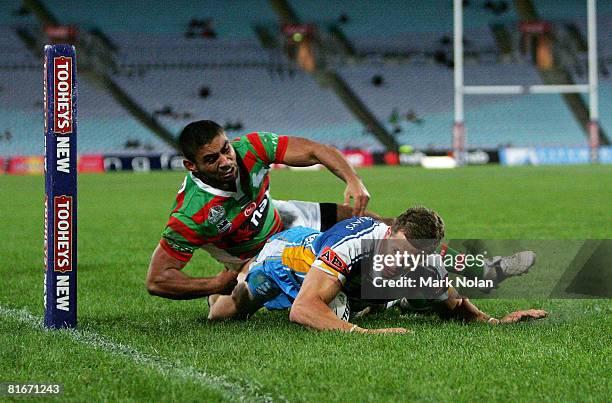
[499,309,548,323]
[363,327,411,334]
[213,269,239,295]
[344,179,371,217]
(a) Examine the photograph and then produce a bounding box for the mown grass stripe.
[0,306,283,403]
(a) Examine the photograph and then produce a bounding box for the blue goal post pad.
[44,44,77,329]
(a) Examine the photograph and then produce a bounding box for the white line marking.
[0,306,282,402]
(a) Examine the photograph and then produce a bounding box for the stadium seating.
[533,0,612,21]
[0,69,172,156]
[572,15,612,58]
[42,0,277,37]
[0,0,35,25]
[114,67,381,150]
[339,61,587,148]
[592,81,612,137]
[288,0,517,53]
[524,0,612,59]
[289,0,518,35]
[108,33,270,65]
[0,27,39,67]
[2,0,607,156]
[0,1,38,67]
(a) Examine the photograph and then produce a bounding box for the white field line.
[0,306,283,402]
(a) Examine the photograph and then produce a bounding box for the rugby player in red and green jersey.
[146,120,381,299]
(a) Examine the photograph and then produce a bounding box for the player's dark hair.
[392,206,445,252]
[178,120,224,161]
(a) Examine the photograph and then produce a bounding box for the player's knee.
[207,282,256,321]
[207,294,235,321]
[207,309,227,321]
[207,306,222,320]
[289,301,305,324]
[208,294,221,308]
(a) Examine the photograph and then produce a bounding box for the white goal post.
[453,0,600,164]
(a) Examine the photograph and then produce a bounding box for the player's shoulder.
[234,131,280,152]
[329,216,384,239]
[314,217,387,253]
[232,131,271,147]
[172,174,219,218]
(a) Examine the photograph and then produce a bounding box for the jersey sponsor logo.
[244,202,257,217]
[249,197,268,228]
[54,195,73,273]
[345,216,373,230]
[229,198,271,244]
[54,56,73,134]
[320,247,349,275]
[208,205,232,233]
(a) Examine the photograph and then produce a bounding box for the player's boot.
[482,251,536,289]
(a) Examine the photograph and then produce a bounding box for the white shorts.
[273,199,323,231]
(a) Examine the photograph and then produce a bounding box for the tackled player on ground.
[146,120,536,306]
[208,207,547,333]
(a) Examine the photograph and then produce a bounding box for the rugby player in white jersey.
[209,207,547,333]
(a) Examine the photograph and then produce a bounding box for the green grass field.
[1,165,611,402]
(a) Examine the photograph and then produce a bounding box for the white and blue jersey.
[245,217,389,310]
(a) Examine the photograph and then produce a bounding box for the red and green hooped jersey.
[160,132,289,264]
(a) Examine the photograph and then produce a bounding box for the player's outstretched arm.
[146,244,237,299]
[290,269,408,334]
[433,287,548,324]
[281,137,371,216]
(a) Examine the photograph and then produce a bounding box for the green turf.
[0,165,611,402]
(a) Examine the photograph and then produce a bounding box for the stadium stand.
[42,0,278,37]
[0,69,171,156]
[0,0,38,66]
[0,27,38,67]
[289,0,518,36]
[288,0,517,53]
[533,0,612,21]
[590,80,612,140]
[339,61,586,148]
[113,67,378,150]
[1,0,609,157]
[108,33,270,66]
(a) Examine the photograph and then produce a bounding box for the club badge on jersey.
[208,205,232,233]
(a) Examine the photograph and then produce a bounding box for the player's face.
[185,133,238,186]
[379,229,426,275]
[383,230,422,253]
